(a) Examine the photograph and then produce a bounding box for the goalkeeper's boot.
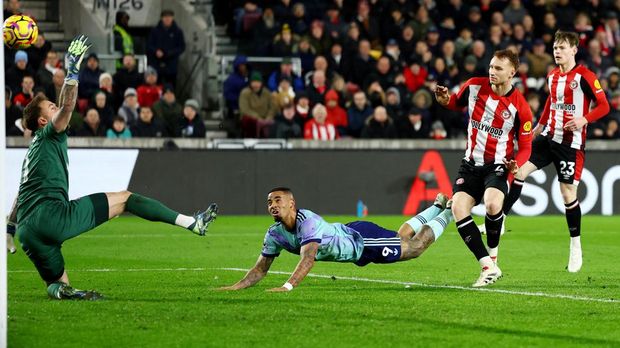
[472,264,502,288]
[567,238,582,273]
[49,283,103,300]
[6,233,16,254]
[192,203,219,236]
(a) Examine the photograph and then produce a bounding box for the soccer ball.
[3,14,38,50]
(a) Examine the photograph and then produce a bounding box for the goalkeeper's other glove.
[65,35,91,81]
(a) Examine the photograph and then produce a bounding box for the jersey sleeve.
[261,231,283,257]
[514,96,533,166]
[580,71,610,123]
[445,79,473,110]
[298,216,323,246]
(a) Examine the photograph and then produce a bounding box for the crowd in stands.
[4,1,205,139]
[220,0,620,140]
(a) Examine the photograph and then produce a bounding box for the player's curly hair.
[493,49,520,71]
[554,31,579,47]
[22,94,48,131]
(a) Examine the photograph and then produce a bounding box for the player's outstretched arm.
[217,255,275,290]
[52,35,90,133]
[267,242,319,292]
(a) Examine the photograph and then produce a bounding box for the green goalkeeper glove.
[65,35,91,81]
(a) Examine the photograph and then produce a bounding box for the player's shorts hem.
[88,193,109,226]
[300,239,321,246]
[261,252,279,258]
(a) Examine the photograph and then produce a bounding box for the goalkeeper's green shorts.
[17,193,109,282]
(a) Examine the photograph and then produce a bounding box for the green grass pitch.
[7,215,620,347]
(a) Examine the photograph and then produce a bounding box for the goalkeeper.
[11,36,218,300]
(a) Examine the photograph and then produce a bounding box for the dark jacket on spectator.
[180,115,206,138]
[147,20,186,79]
[223,56,249,113]
[113,67,143,110]
[152,99,183,137]
[131,118,166,137]
[347,104,373,137]
[5,65,35,94]
[270,113,303,139]
[361,117,398,139]
[78,66,103,99]
[75,123,106,137]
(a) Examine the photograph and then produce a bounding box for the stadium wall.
[5,149,619,216]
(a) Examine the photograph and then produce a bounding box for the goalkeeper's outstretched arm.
[52,35,90,133]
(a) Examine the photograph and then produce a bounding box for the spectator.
[131,105,165,137]
[466,6,487,40]
[503,0,528,26]
[354,0,380,46]
[597,12,619,53]
[384,39,403,66]
[118,88,140,126]
[324,89,347,135]
[364,56,396,91]
[304,55,332,86]
[239,71,277,137]
[346,39,375,87]
[294,92,311,123]
[526,92,542,123]
[107,116,132,139]
[403,59,428,93]
[3,0,21,20]
[180,99,206,138]
[323,4,346,41]
[91,90,115,128]
[271,102,302,139]
[293,36,316,75]
[526,39,553,78]
[113,11,134,67]
[326,42,345,78]
[98,73,115,108]
[147,9,186,85]
[347,91,373,137]
[44,69,65,103]
[5,87,23,136]
[152,85,183,137]
[399,106,430,138]
[457,55,478,81]
[307,20,331,55]
[113,54,143,110]
[343,22,361,62]
[253,8,279,55]
[267,57,304,92]
[271,77,296,109]
[361,106,397,139]
[554,0,577,30]
[35,50,61,92]
[304,103,337,140]
[306,69,328,106]
[455,27,474,59]
[272,24,297,57]
[273,0,293,25]
[385,87,405,121]
[585,39,612,76]
[223,55,249,119]
[409,5,435,42]
[78,53,103,100]
[12,75,34,109]
[76,108,106,137]
[6,50,34,94]
[137,66,163,107]
[383,6,407,44]
[290,3,308,36]
[399,25,416,63]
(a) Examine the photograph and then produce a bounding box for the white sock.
[488,247,498,262]
[175,214,196,229]
[570,236,581,249]
[479,256,495,269]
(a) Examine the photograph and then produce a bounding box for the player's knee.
[451,203,469,220]
[485,201,502,215]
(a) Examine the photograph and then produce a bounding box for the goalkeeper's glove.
[65,35,91,81]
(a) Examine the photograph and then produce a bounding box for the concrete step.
[22,7,48,21]
[215,26,227,36]
[44,31,65,41]
[20,0,49,8]
[37,21,60,32]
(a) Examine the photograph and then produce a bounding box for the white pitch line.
[219,267,620,304]
[8,266,619,304]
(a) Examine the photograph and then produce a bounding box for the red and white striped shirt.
[303,119,338,140]
[539,65,610,150]
[446,77,533,166]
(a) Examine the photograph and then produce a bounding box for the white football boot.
[472,264,503,287]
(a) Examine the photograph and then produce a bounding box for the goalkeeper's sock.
[126,193,180,226]
[405,204,443,233]
[565,199,581,237]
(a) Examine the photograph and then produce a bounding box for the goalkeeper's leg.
[106,191,218,236]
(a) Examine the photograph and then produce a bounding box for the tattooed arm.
[217,255,275,290]
[51,80,78,133]
[267,242,319,292]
